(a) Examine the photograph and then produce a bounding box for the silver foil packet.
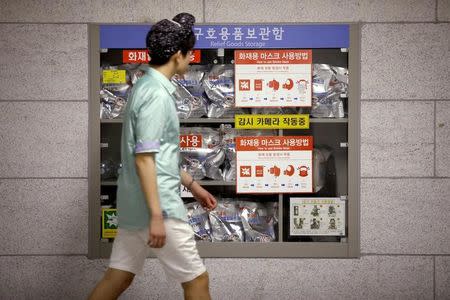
[185,202,212,241]
[100,89,127,119]
[203,64,246,118]
[179,127,224,180]
[101,64,145,99]
[172,66,208,119]
[311,64,348,118]
[209,200,244,242]
[100,64,146,119]
[239,201,276,242]
[100,159,120,180]
[313,146,333,192]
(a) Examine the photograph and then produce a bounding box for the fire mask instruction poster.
[236,136,313,194]
[289,198,346,236]
[234,49,312,107]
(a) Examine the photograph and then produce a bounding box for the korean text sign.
[236,136,313,194]
[100,25,350,49]
[235,114,310,129]
[235,50,312,107]
[122,49,201,64]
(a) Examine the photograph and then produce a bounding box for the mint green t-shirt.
[116,67,187,230]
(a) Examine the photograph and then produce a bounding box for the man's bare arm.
[135,153,165,248]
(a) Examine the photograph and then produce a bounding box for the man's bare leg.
[181,271,211,300]
[88,268,135,300]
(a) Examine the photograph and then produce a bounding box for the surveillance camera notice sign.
[234,49,312,108]
[236,136,313,194]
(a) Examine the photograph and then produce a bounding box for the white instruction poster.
[235,49,312,107]
[236,136,313,194]
[289,197,346,236]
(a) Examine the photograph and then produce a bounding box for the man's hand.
[190,181,217,211]
[148,215,166,248]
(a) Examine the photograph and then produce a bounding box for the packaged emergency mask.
[172,66,208,119]
[100,64,146,119]
[100,159,119,180]
[239,201,276,242]
[311,64,348,118]
[332,66,349,85]
[311,91,344,118]
[124,64,147,85]
[100,89,127,119]
[313,146,333,192]
[209,200,244,242]
[313,64,334,94]
[172,80,194,119]
[101,64,145,98]
[185,202,212,241]
[203,64,234,105]
[179,127,224,180]
[203,64,247,118]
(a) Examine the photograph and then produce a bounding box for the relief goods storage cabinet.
[88,24,360,258]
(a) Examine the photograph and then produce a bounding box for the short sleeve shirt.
[116,67,187,230]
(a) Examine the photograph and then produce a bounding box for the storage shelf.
[100,180,118,186]
[101,180,236,186]
[100,119,123,123]
[100,118,348,124]
[95,240,353,259]
[310,118,348,123]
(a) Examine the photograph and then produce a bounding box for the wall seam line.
[361,21,449,24]
[433,256,436,300]
[0,21,449,25]
[0,22,90,24]
[435,0,438,23]
[0,177,87,180]
[360,99,449,102]
[0,100,88,102]
[361,253,450,257]
[0,254,88,257]
[202,0,206,23]
[434,101,437,177]
[2,253,450,257]
[361,177,449,179]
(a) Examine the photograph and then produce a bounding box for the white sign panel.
[235,49,312,107]
[236,136,313,194]
[290,197,346,236]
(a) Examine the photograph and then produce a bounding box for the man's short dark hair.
[146,13,196,66]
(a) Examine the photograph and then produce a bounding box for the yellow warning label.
[102,70,126,84]
[235,114,310,129]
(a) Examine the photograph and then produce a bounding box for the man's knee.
[182,271,209,289]
[195,271,209,284]
[105,268,135,291]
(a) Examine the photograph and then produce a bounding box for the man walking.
[89,13,216,300]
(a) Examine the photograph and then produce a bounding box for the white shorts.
[109,218,206,283]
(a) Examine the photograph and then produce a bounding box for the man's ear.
[174,50,183,62]
[168,50,182,64]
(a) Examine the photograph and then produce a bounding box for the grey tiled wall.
[361,101,434,177]
[204,0,436,22]
[0,1,204,23]
[361,24,450,100]
[0,0,448,299]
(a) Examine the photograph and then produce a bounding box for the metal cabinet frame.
[88,23,360,259]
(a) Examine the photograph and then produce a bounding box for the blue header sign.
[100,24,349,49]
